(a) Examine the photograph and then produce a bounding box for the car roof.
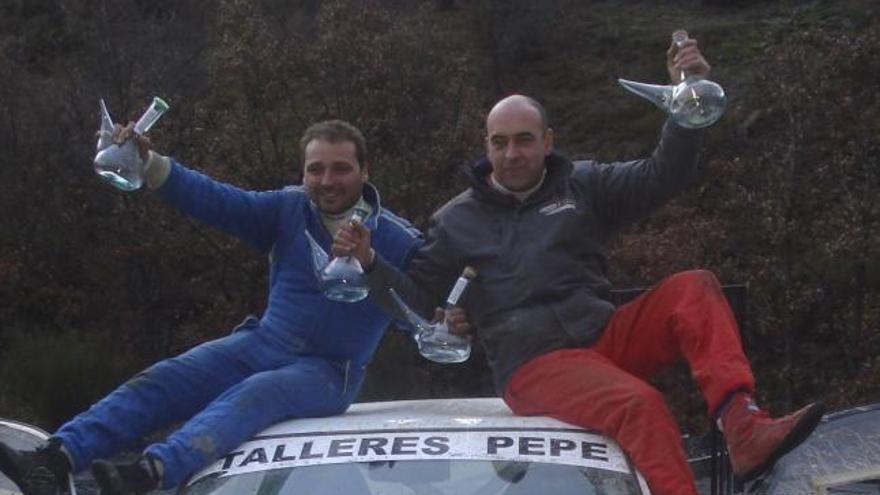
[257,397,597,435]
[186,398,647,490]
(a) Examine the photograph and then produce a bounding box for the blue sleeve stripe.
[380,211,421,240]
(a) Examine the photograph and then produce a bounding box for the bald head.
[486,95,549,132]
[484,94,554,193]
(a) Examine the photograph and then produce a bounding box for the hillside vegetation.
[0,0,877,435]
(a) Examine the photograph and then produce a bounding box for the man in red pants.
[334,37,824,495]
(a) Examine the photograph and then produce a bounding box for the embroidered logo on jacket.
[539,199,577,216]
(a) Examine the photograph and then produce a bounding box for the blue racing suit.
[53,161,422,488]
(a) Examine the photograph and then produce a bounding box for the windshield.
[183,459,640,495]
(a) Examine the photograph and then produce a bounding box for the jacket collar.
[464,151,573,207]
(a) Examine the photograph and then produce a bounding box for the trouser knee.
[625,385,667,414]
[603,385,671,433]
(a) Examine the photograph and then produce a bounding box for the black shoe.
[0,437,71,495]
[91,455,160,495]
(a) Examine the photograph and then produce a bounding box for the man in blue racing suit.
[0,120,422,495]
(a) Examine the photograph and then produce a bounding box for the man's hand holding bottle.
[332,223,473,338]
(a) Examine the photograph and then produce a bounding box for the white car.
[0,399,648,495]
[10,398,877,495]
[180,398,650,495]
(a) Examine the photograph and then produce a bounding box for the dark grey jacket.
[368,121,703,392]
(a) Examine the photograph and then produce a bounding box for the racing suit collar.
[307,181,382,231]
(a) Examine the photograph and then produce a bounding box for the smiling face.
[303,138,367,215]
[485,95,554,192]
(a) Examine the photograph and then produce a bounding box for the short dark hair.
[300,120,367,167]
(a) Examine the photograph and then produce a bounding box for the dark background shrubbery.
[0,0,878,437]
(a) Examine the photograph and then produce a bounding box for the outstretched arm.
[589,37,712,230]
[113,123,283,253]
[586,120,703,231]
[333,218,461,326]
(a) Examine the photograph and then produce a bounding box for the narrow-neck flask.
[93,96,170,191]
[303,229,330,284]
[389,266,476,363]
[617,30,726,129]
[321,209,370,302]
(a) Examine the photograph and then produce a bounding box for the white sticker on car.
[192,427,631,482]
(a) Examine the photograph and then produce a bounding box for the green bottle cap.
[152,96,170,112]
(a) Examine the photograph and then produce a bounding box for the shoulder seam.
[434,189,473,217]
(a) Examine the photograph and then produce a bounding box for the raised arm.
[584,120,703,232]
[587,36,711,231]
[155,162,285,253]
[116,123,285,253]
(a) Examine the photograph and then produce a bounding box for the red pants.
[503,270,755,495]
